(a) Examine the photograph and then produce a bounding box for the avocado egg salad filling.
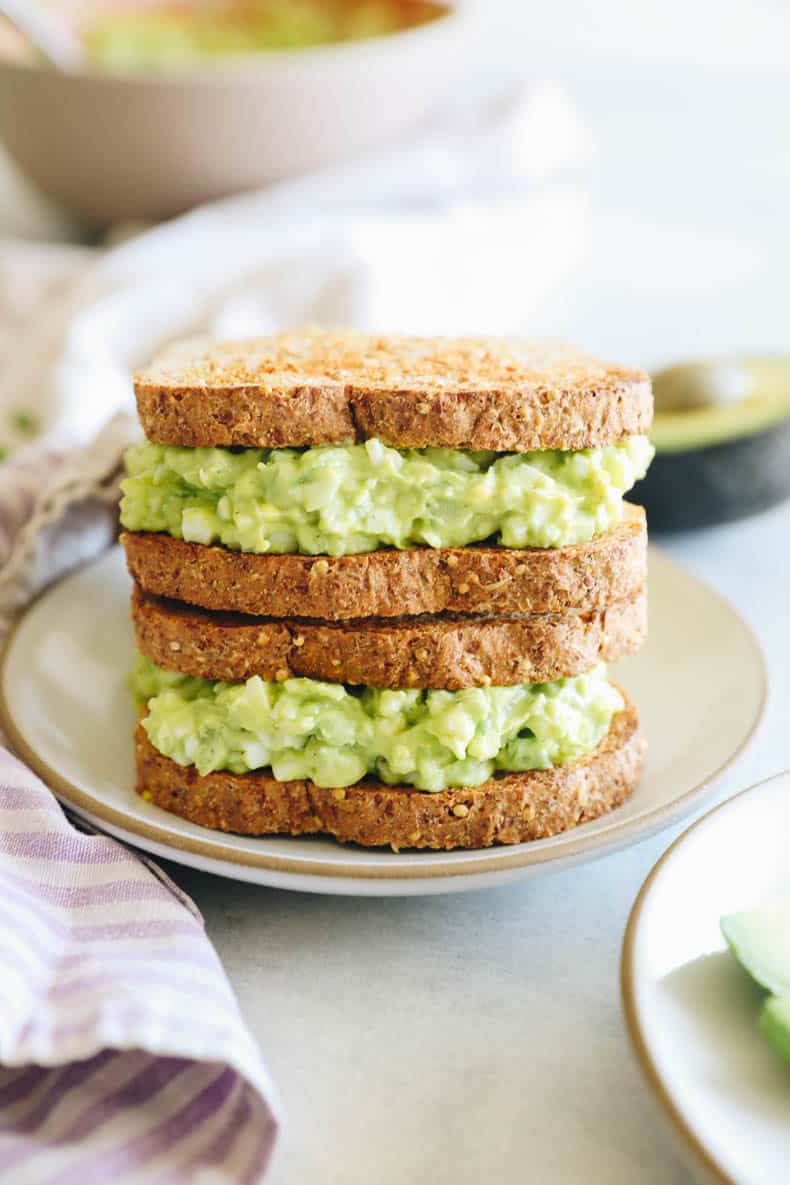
[120,436,654,556]
[131,655,623,792]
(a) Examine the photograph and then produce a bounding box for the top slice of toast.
[134,329,652,452]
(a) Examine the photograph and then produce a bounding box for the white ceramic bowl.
[0,3,466,224]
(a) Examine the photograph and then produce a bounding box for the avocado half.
[722,903,790,996]
[722,901,790,1067]
[632,358,790,532]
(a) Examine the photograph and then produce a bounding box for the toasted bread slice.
[134,695,643,850]
[122,504,646,622]
[135,330,652,452]
[132,584,646,689]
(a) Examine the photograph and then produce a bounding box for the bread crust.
[132,584,647,689]
[134,696,644,850]
[121,504,646,622]
[134,331,652,451]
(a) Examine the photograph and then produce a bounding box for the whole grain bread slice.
[122,503,646,622]
[135,330,652,451]
[134,695,644,850]
[132,584,646,689]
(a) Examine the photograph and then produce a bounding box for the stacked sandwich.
[121,330,653,850]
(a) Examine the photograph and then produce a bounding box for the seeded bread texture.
[132,584,647,689]
[134,330,652,451]
[134,695,643,850]
[122,504,646,621]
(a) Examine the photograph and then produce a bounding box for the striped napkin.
[0,430,281,1183]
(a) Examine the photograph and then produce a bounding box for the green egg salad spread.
[85,2,445,71]
[121,436,653,556]
[131,655,623,792]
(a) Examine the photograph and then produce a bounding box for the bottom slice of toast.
[134,696,644,851]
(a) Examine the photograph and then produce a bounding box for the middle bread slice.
[132,584,646,690]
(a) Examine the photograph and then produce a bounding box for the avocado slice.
[633,357,790,531]
[721,902,790,995]
[760,995,790,1065]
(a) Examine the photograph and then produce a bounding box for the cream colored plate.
[622,772,790,1185]
[0,546,766,895]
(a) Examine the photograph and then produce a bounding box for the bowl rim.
[0,0,465,86]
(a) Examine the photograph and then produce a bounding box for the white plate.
[622,771,790,1185]
[0,546,766,896]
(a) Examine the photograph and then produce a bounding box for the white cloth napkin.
[0,83,593,455]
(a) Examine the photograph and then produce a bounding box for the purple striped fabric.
[0,748,280,1183]
[0,454,56,568]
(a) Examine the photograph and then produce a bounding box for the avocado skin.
[633,418,790,532]
[760,996,790,1066]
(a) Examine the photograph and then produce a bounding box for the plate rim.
[620,769,790,1185]
[0,546,769,885]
